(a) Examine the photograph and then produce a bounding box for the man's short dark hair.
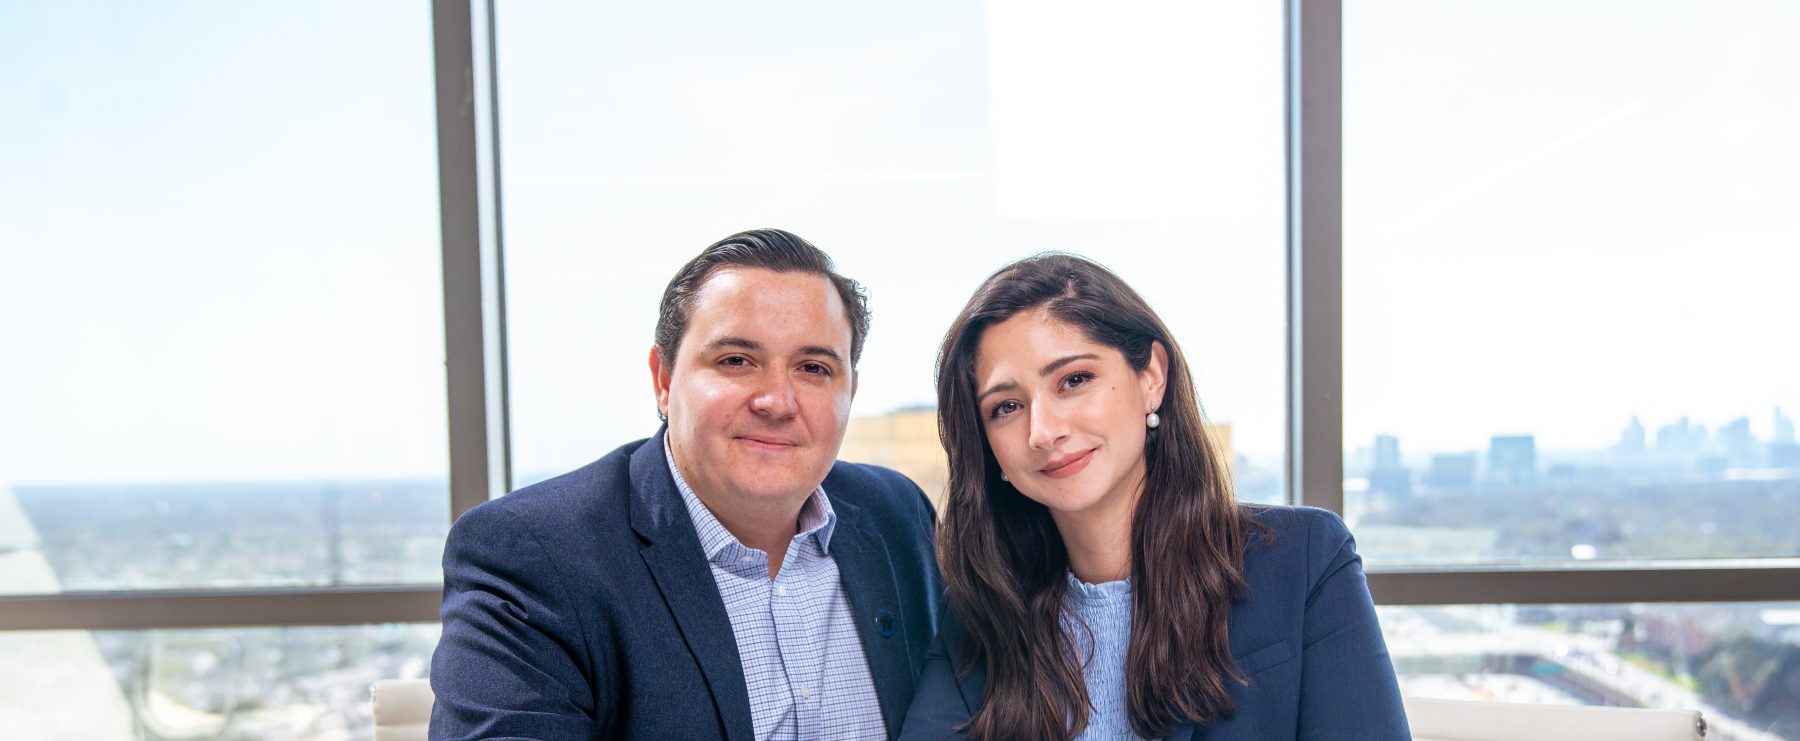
[655,228,871,368]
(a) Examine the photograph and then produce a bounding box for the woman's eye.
[1063,371,1095,389]
[988,400,1021,420]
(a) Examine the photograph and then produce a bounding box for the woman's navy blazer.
[430,429,944,740]
[899,506,1409,740]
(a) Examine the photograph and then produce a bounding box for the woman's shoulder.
[1240,503,1350,538]
[1237,504,1357,571]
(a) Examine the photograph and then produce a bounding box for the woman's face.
[973,309,1167,521]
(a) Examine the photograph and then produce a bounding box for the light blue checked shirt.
[665,439,887,741]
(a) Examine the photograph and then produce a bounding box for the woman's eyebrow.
[977,381,1017,405]
[1039,353,1099,377]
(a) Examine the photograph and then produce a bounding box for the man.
[430,229,942,740]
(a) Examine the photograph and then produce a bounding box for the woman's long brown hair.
[935,254,1259,740]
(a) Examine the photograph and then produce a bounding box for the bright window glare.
[1343,0,1800,563]
[496,0,1287,503]
[0,1,448,594]
[0,2,446,485]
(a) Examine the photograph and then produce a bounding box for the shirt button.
[739,555,752,562]
[798,686,811,699]
[776,585,787,597]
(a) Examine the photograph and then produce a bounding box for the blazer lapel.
[828,496,916,739]
[628,432,755,741]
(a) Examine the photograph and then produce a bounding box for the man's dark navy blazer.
[430,429,944,740]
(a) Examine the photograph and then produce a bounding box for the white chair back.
[371,678,433,741]
[1405,696,1706,741]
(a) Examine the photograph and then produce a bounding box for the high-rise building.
[1488,435,1537,488]
[839,406,949,513]
[1425,452,1477,491]
[1614,415,1647,467]
[1654,416,1708,466]
[1770,444,1800,468]
[1775,407,1796,446]
[1718,417,1755,468]
[1373,435,1402,470]
[1368,434,1411,497]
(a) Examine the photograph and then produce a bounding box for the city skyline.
[1351,405,1800,475]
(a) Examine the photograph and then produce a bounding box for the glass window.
[1344,1,1800,563]
[0,624,437,739]
[496,0,1288,505]
[1383,602,1800,739]
[0,2,448,592]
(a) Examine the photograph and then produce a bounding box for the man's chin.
[729,479,813,499]
[723,468,833,501]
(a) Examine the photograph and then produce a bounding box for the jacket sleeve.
[1297,509,1411,740]
[897,632,972,740]
[429,503,603,741]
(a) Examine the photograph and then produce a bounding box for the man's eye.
[720,356,750,367]
[800,362,831,376]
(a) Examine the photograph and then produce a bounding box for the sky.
[0,0,1795,485]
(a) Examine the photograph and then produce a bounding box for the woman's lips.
[1040,448,1095,479]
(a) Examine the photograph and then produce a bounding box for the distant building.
[840,407,949,514]
[1775,407,1796,446]
[1209,422,1234,466]
[1655,417,1708,466]
[1613,415,1647,467]
[1368,434,1411,498]
[1717,417,1755,468]
[1546,463,1610,488]
[1425,452,1477,491]
[1373,435,1401,469]
[1488,435,1537,488]
[1770,443,1800,469]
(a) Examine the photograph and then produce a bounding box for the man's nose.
[749,370,799,418]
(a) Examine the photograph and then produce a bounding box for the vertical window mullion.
[434,0,511,521]
[1286,0,1344,514]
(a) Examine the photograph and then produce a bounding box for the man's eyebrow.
[703,337,761,353]
[797,345,846,365]
[703,338,845,365]
[1040,353,1100,377]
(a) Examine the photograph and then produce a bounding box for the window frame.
[0,0,1794,636]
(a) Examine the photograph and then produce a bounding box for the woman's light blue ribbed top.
[1064,573,1149,740]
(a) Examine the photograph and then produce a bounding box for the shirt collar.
[663,436,838,561]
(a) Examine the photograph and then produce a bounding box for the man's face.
[652,267,857,508]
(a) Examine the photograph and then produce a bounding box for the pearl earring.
[1000,473,1010,482]
[1146,411,1161,429]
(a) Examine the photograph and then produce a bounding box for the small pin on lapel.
[874,610,896,637]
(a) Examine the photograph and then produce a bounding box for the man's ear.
[1142,340,1170,412]
[649,345,673,419]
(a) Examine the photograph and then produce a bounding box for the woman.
[900,255,1408,740]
